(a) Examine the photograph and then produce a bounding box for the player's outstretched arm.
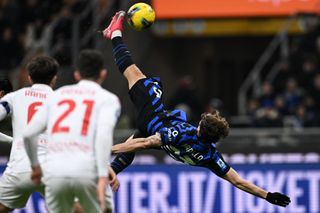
[23,101,49,184]
[0,132,12,143]
[112,134,161,154]
[222,168,291,207]
[110,134,161,174]
[95,100,120,210]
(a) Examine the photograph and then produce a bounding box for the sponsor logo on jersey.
[217,158,227,169]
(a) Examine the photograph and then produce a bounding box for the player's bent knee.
[123,65,146,89]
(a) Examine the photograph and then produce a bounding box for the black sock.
[112,37,134,73]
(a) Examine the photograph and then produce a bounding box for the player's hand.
[146,133,162,147]
[266,192,291,207]
[108,166,120,192]
[31,165,42,185]
[97,176,107,210]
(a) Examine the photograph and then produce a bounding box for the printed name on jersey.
[60,88,96,96]
[162,144,204,165]
[184,144,204,161]
[24,90,47,99]
[162,144,195,165]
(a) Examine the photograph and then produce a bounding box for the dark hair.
[26,56,59,85]
[199,111,229,143]
[0,78,13,94]
[77,49,105,79]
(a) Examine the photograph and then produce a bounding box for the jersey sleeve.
[23,99,50,167]
[0,92,14,120]
[206,150,230,177]
[95,97,121,177]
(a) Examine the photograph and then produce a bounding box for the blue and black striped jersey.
[130,77,230,177]
[150,110,230,177]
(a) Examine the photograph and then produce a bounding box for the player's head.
[26,56,59,87]
[0,78,13,98]
[197,110,229,143]
[75,49,107,84]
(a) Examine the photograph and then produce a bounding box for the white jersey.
[25,80,120,178]
[0,84,52,174]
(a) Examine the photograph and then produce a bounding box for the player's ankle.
[111,30,122,39]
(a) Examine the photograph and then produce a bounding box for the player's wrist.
[31,164,40,170]
[30,160,40,168]
[266,192,291,207]
[266,192,272,200]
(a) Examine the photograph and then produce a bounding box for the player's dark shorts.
[129,77,167,135]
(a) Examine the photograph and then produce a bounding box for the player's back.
[44,80,120,178]
[1,84,52,174]
[159,119,230,176]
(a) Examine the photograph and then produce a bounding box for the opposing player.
[23,49,121,213]
[0,78,13,143]
[103,11,291,208]
[73,166,120,213]
[0,56,58,212]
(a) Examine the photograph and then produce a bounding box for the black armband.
[111,152,136,174]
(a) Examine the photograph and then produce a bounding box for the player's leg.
[103,11,146,89]
[72,183,114,213]
[75,178,101,213]
[0,173,36,212]
[104,12,166,131]
[45,178,74,213]
[124,64,146,89]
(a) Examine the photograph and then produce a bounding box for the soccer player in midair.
[103,11,291,208]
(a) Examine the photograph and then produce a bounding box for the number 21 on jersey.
[52,99,95,136]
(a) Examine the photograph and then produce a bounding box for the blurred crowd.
[0,0,113,77]
[166,75,228,126]
[0,0,64,74]
[247,21,320,128]
[167,19,320,128]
